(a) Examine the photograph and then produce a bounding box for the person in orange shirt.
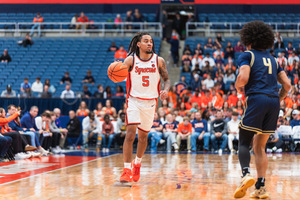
[235,100,244,116]
[200,90,212,109]
[211,88,224,110]
[176,116,192,152]
[158,99,171,115]
[76,101,90,117]
[285,93,293,109]
[190,88,201,108]
[30,12,44,37]
[102,99,117,118]
[228,89,239,107]
[114,45,127,60]
[167,86,177,108]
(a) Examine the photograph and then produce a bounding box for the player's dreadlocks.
[239,21,274,51]
[127,32,156,57]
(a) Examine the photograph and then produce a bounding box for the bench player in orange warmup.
[119,32,170,183]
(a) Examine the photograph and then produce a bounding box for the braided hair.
[127,32,156,57]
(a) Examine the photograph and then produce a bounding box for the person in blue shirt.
[148,113,164,152]
[290,110,300,128]
[234,21,291,199]
[191,111,209,152]
[163,114,179,152]
[53,108,62,128]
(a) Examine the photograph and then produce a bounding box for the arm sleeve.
[222,121,228,135]
[237,52,251,68]
[0,113,19,125]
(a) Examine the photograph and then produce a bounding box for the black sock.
[242,167,250,177]
[255,177,265,189]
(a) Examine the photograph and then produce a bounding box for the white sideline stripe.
[0,153,121,186]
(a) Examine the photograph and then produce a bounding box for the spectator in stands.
[191,111,209,152]
[53,108,62,129]
[148,113,164,152]
[115,85,125,97]
[227,89,238,107]
[76,101,90,117]
[94,103,104,117]
[60,71,72,84]
[82,70,95,85]
[227,112,239,154]
[0,49,11,63]
[17,34,34,47]
[183,44,192,55]
[102,99,117,117]
[108,41,118,52]
[101,114,114,152]
[172,13,183,39]
[70,14,78,29]
[82,112,98,149]
[0,133,12,162]
[202,53,215,68]
[76,12,89,30]
[274,32,283,43]
[81,85,92,98]
[114,45,127,60]
[114,14,123,28]
[290,110,300,127]
[176,116,192,152]
[115,112,126,149]
[182,63,191,73]
[288,51,299,66]
[20,78,31,93]
[163,114,179,152]
[104,86,113,98]
[30,12,43,37]
[1,85,16,97]
[44,79,55,93]
[234,41,245,52]
[133,8,144,23]
[21,87,32,98]
[193,43,203,56]
[191,50,203,69]
[224,41,234,59]
[20,106,49,155]
[168,30,179,67]
[40,85,52,98]
[286,42,295,56]
[266,130,284,153]
[277,52,288,66]
[93,84,104,99]
[60,84,75,99]
[274,37,284,49]
[31,77,43,93]
[214,34,223,49]
[191,74,201,91]
[210,110,228,154]
[224,68,236,85]
[66,110,81,147]
[161,10,168,40]
[203,74,214,89]
[49,112,68,153]
[204,37,214,49]
[125,10,133,29]
[296,43,300,56]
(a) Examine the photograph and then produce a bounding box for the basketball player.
[119,32,170,183]
[233,21,291,198]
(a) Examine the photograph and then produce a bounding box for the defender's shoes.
[234,173,255,198]
[250,186,269,199]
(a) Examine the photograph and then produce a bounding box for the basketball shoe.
[120,168,132,183]
[131,160,141,182]
[250,186,269,199]
[234,173,255,198]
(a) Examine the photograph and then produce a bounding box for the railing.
[0,22,162,37]
[186,22,300,37]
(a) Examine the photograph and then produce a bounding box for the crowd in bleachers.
[160,32,300,153]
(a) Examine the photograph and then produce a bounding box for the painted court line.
[0,153,121,186]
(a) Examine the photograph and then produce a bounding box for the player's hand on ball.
[160,90,168,101]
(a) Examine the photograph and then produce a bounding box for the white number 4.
[263,58,272,74]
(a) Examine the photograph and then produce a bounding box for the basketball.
[107,61,128,83]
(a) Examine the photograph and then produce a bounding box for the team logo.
[152,64,155,67]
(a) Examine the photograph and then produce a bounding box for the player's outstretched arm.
[158,56,170,101]
[277,71,291,102]
[235,65,250,93]
[123,56,133,72]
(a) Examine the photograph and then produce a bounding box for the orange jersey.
[103,108,113,115]
[179,110,186,117]
[191,95,201,107]
[162,108,170,115]
[168,91,177,104]
[211,94,224,110]
[177,122,192,134]
[236,109,244,116]
[285,97,293,109]
[200,95,212,107]
[77,110,88,117]
[227,95,239,107]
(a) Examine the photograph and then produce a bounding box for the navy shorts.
[240,94,280,134]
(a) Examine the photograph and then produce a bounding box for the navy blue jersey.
[237,50,283,97]
[152,120,162,128]
[191,119,208,133]
[163,122,177,131]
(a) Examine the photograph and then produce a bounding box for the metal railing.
[0,22,162,37]
[186,22,300,37]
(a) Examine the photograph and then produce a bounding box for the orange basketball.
[107,61,128,83]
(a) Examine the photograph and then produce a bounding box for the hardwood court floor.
[0,152,299,200]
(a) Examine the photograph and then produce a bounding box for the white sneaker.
[187,150,191,153]
[106,148,110,152]
[15,152,32,160]
[275,148,283,153]
[38,147,49,156]
[218,149,223,155]
[175,150,178,153]
[266,148,273,153]
[28,151,42,158]
[159,139,165,145]
[173,143,179,150]
[102,148,106,152]
[231,149,237,154]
